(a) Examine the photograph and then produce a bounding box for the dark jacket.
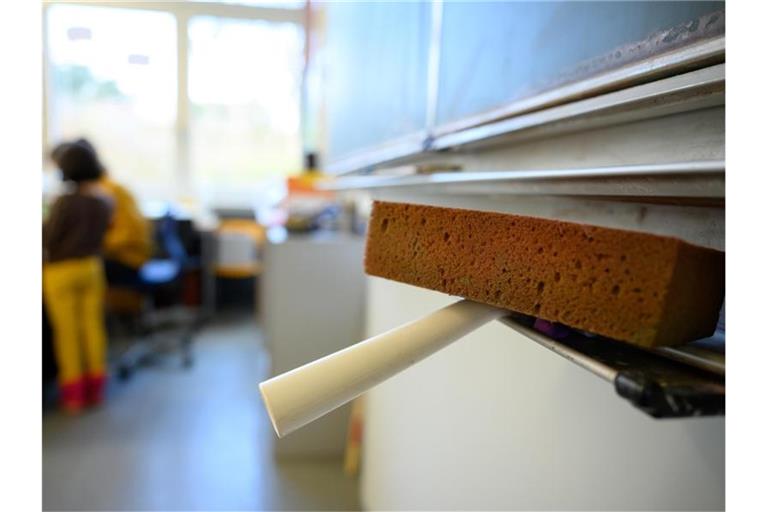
[43,192,113,263]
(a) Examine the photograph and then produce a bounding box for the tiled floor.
[43,315,361,511]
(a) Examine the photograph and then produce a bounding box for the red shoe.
[59,379,85,414]
[84,374,107,407]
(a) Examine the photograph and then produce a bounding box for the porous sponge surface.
[365,201,724,347]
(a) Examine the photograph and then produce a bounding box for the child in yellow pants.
[43,258,108,411]
[44,141,113,413]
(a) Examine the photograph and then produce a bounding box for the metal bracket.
[499,314,725,418]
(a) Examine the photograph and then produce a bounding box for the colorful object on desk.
[282,153,341,233]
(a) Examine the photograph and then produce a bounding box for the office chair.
[114,212,198,379]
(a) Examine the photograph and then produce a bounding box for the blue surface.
[323,1,723,163]
[435,1,724,126]
[325,1,431,160]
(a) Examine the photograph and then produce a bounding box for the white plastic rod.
[259,299,507,437]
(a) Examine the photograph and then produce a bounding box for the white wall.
[361,277,724,511]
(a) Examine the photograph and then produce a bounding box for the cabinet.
[260,231,366,458]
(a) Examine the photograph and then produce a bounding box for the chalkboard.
[324,1,431,162]
[435,1,724,128]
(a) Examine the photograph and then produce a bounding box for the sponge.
[364,201,724,347]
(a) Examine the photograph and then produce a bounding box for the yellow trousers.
[43,257,107,385]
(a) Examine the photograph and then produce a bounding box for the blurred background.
[42,2,363,510]
[41,1,725,510]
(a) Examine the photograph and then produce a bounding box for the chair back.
[157,213,189,269]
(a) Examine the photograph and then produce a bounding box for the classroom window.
[188,16,304,205]
[45,3,305,208]
[46,4,177,200]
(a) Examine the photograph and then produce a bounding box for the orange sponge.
[365,201,724,347]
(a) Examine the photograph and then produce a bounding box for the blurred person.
[52,139,153,288]
[44,141,113,413]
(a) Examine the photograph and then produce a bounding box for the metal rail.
[320,160,724,192]
[498,315,725,418]
[327,49,724,175]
